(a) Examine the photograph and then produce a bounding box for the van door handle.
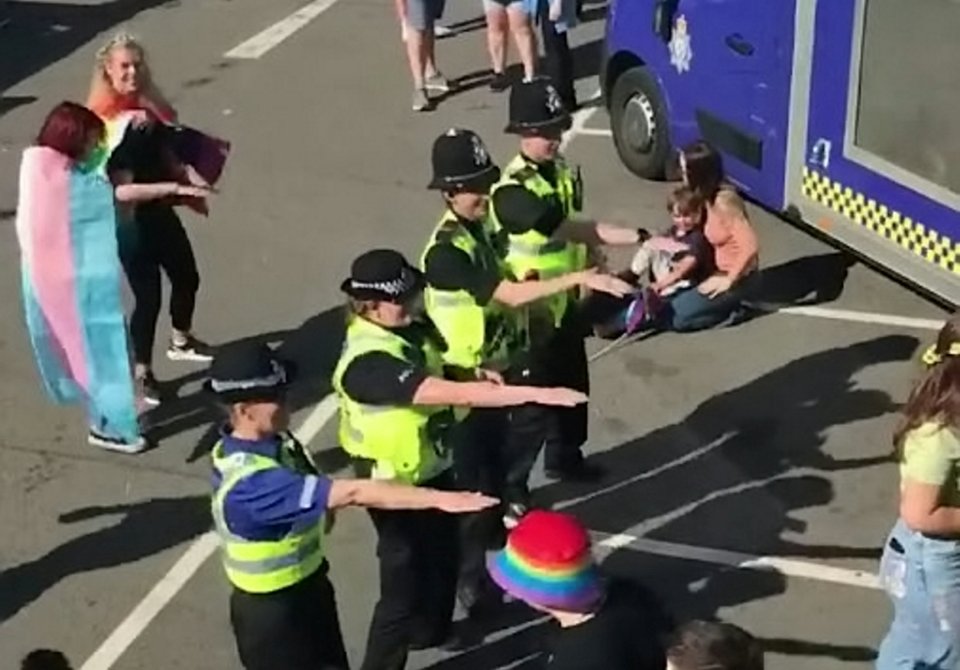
[725,33,755,56]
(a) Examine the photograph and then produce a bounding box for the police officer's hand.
[535,387,589,407]
[434,491,500,513]
[580,269,634,298]
[172,183,216,198]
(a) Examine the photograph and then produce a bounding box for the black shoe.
[489,71,510,92]
[136,372,163,407]
[544,460,605,482]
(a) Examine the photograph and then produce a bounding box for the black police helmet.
[428,128,501,193]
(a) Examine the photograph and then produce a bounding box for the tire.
[609,66,671,180]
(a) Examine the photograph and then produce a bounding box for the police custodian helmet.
[505,77,572,135]
[428,128,501,193]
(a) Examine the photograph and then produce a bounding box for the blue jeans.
[664,272,759,332]
[877,520,960,669]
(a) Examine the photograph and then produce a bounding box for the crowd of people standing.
[10,5,959,670]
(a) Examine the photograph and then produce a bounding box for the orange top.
[705,204,759,278]
[88,90,177,124]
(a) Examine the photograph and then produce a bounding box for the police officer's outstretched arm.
[490,185,634,304]
[412,375,585,407]
[327,479,498,513]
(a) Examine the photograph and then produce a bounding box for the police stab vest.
[420,209,519,372]
[332,316,456,485]
[491,153,588,332]
[211,435,325,594]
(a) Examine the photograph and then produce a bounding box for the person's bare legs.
[507,2,537,81]
[485,5,509,76]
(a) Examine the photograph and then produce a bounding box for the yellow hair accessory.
[922,342,960,367]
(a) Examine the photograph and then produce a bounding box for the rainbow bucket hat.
[487,510,604,613]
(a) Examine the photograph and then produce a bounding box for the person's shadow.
[0,495,209,624]
[143,304,349,467]
[422,333,915,668]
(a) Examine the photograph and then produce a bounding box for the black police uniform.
[494,78,595,483]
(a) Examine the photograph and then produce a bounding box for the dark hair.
[893,313,960,453]
[667,185,706,221]
[36,101,105,162]
[21,649,73,670]
[680,141,724,203]
[667,620,763,670]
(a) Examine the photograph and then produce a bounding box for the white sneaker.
[434,24,453,38]
[88,429,148,454]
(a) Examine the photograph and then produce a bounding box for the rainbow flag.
[15,146,139,442]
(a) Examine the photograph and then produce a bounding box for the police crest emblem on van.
[669,15,693,74]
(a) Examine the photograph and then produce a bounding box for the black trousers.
[118,205,200,366]
[452,409,510,609]
[542,313,590,470]
[361,473,460,670]
[230,565,349,670]
[538,1,576,108]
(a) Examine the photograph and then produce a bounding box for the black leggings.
[119,206,200,367]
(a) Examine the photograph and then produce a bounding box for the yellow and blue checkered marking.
[802,167,960,276]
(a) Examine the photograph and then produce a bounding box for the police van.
[600,0,959,304]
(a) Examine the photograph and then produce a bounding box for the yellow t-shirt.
[900,422,960,507]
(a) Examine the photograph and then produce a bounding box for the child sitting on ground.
[593,186,714,338]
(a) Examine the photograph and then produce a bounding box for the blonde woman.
[87,33,214,407]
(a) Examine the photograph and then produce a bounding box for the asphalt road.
[0,1,952,669]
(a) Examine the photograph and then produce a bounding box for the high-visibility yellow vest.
[420,209,519,371]
[332,316,455,485]
[211,436,325,594]
[491,154,588,332]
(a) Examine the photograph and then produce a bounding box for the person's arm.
[328,479,497,512]
[900,478,960,535]
[898,428,960,535]
[723,219,759,282]
[651,255,697,294]
[411,376,585,408]
[492,268,633,306]
[114,180,210,204]
[556,218,645,247]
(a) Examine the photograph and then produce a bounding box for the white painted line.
[293,393,339,444]
[595,533,881,590]
[560,92,602,151]
[224,0,340,59]
[775,305,943,331]
[80,393,338,670]
[575,127,613,137]
[80,532,219,670]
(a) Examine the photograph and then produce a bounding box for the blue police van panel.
[801,0,959,296]
[603,0,960,302]
[603,0,796,206]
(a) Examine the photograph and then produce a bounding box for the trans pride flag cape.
[15,146,139,441]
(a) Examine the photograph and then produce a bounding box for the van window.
[853,0,960,196]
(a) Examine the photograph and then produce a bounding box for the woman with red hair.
[17,101,207,453]
[88,33,217,408]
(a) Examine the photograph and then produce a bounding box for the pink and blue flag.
[15,145,139,442]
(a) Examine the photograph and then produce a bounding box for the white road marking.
[79,533,219,670]
[775,305,943,331]
[224,0,340,60]
[595,532,881,590]
[575,127,613,137]
[559,92,603,152]
[79,393,338,670]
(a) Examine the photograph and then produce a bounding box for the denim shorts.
[877,519,960,669]
[407,0,445,30]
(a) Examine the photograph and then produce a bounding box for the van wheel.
[609,66,671,180]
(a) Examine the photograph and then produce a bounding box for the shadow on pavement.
[753,252,857,308]
[572,37,602,83]
[145,304,347,465]
[0,494,209,624]
[429,333,913,667]
[0,0,178,102]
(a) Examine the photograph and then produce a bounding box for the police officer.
[420,128,632,618]
[206,341,498,670]
[490,77,646,487]
[333,249,587,670]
